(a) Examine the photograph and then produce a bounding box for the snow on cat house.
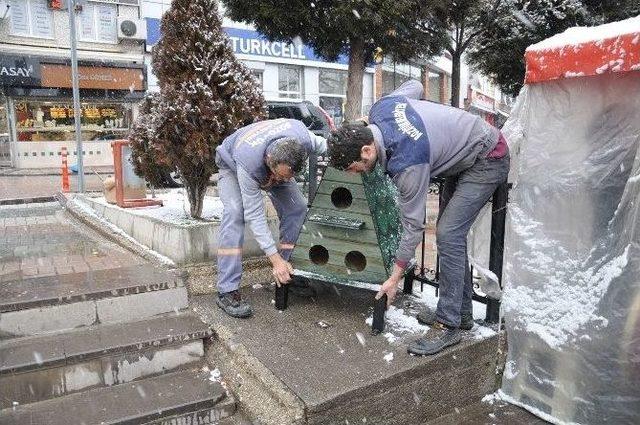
[499,15,640,425]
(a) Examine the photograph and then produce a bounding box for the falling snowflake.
[136,385,147,398]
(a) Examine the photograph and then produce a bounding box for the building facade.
[0,0,147,168]
[374,55,453,104]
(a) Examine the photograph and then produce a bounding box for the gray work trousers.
[216,168,307,294]
[435,151,510,328]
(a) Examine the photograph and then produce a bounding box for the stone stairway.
[0,263,236,424]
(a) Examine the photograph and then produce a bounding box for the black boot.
[407,322,462,356]
[216,290,253,318]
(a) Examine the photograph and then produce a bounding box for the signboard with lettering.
[145,19,348,65]
[0,55,41,86]
[226,28,348,64]
[471,90,496,112]
[40,64,145,90]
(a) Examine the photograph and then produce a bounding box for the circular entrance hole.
[345,251,367,272]
[309,245,329,265]
[331,187,353,209]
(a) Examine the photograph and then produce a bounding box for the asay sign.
[0,56,41,86]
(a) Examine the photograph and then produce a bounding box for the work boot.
[407,322,462,356]
[289,277,317,298]
[216,290,253,318]
[416,307,474,330]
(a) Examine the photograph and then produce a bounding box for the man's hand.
[376,276,400,307]
[269,253,293,286]
[375,263,405,307]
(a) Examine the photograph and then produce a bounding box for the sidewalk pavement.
[0,174,106,201]
[0,201,145,282]
[0,165,114,176]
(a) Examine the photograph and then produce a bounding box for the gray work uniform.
[368,80,510,327]
[215,119,327,294]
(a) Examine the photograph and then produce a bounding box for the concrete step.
[426,398,549,424]
[0,264,188,338]
[0,313,212,408]
[0,369,237,425]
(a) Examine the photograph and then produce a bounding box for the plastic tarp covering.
[497,71,640,424]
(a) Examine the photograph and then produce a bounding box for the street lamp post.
[68,0,84,192]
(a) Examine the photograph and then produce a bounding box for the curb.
[0,196,57,206]
[201,316,307,425]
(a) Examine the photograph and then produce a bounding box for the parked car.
[267,100,336,138]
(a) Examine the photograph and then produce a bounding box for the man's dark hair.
[327,122,374,170]
[267,137,308,173]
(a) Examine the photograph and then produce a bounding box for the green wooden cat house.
[275,165,404,333]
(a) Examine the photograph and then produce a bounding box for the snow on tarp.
[499,50,640,424]
[524,15,640,83]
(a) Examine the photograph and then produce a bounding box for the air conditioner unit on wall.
[0,1,11,20]
[117,18,147,41]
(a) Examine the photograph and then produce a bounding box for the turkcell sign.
[224,28,306,60]
[144,19,348,65]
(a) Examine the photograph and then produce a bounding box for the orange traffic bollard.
[61,147,70,192]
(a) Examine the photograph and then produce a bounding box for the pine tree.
[129,93,176,188]
[151,0,265,218]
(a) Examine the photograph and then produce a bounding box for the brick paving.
[0,202,145,282]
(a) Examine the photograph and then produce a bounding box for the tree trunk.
[186,180,206,218]
[451,50,462,108]
[344,38,366,122]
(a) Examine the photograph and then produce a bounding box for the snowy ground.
[364,281,499,345]
[91,188,224,225]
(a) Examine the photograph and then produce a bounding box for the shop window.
[278,65,302,99]
[14,101,130,143]
[9,0,54,38]
[319,69,347,126]
[78,2,118,44]
[319,69,347,96]
[381,61,421,97]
